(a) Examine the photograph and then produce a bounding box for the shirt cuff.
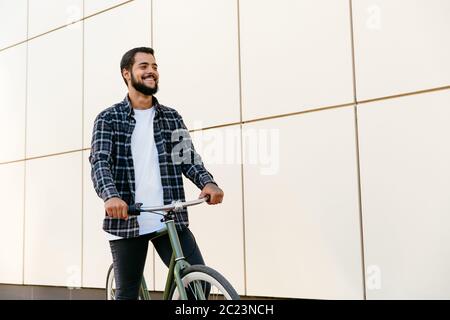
[198,173,218,189]
[101,187,121,202]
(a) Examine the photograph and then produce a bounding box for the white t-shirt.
[105,106,165,241]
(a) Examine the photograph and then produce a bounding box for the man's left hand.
[199,183,224,205]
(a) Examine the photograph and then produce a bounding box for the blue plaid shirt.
[89,95,217,238]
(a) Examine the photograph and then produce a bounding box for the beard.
[130,71,159,96]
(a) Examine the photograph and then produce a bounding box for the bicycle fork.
[162,217,206,300]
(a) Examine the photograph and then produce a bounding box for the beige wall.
[0,0,449,299]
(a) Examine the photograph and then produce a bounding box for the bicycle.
[105,196,240,300]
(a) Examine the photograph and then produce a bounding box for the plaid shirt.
[89,95,217,238]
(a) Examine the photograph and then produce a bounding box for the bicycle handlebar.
[127,203,144,215]
[127,195,210,216]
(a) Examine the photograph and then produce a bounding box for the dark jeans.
[109,227,205,300]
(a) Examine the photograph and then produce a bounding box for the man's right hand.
[105,197,129,220]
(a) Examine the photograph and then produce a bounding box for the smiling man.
[89,47,224,300]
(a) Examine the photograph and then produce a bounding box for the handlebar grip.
[128,203,143,215]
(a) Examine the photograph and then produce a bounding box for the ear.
[122,68,131,84]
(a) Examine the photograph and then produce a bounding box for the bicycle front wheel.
[169,265,240,300]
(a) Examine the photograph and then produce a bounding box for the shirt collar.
[122,94,161,119]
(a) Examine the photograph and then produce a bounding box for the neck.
[128,88,153,110]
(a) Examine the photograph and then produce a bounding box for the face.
[124,52,159,96]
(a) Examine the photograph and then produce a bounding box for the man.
[89,47,224,300]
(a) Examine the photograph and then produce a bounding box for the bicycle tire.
[106,263,115,300]
[168,265,240,300]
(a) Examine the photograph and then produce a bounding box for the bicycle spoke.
[187,282,199,299]
[181,281,229,300]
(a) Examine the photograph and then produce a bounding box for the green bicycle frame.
[140,215,206,300]
[162,218,190,300]
[162,218,205,300]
